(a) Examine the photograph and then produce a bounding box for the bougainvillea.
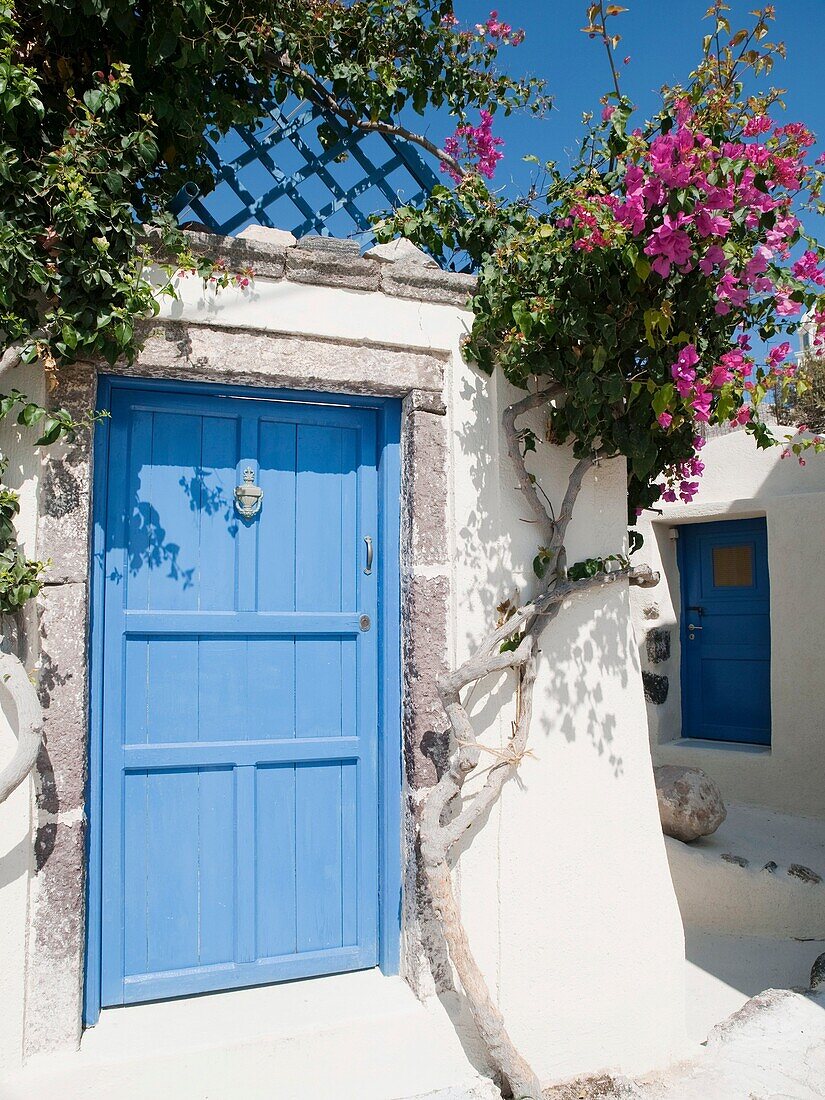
[381,1,825,525]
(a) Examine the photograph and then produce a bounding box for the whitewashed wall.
[0,251,687,1085]
[0,361,44,1076]
[631,424,825,819]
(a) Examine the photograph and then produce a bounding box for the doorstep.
[2,969,499,1100]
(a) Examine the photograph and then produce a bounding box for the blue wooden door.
[98,382,382,1006]
[680,518,771,745]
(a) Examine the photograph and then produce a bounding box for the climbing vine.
[382,3,825,520]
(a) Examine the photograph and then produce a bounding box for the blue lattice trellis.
[178,99,440,249]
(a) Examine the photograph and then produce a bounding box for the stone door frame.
[26,319,451,1056]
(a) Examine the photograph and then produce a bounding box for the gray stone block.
[646,627,671,664]
[38,364,96,584]
[285,248,381,291]
[37,582,89,814]
[403,408,449,568]
[381,263,476,307]
[402,572,450,790]
[25,817,86,1056]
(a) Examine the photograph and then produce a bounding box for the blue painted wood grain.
[94,382,390,1008]
[679,517,771,745]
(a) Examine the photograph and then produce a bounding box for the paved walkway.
[546,987,825,1100]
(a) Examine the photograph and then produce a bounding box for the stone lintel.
[131,322,446,400]
[173,228,476,307]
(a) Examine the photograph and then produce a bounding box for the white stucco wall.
[158,270,687,1080]
[0,361,44,1076]
[0,267,687,1085]
[631,424,825,819]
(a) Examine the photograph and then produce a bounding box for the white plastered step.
[2,969,498,1100]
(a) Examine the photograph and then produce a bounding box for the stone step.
[3,970,497,1100]
[665,800,825,938]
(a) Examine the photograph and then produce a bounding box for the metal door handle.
[363,536,373,575]
[688,623,703,631]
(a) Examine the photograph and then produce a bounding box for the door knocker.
[234,467,263,519]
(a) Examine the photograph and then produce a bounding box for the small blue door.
[97,381,384,1006]
[679,518,771,745]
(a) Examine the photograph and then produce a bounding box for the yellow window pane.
[712,544,753,587]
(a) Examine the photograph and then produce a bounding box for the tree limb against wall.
[418,392,658,1100]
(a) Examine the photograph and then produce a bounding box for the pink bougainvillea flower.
[699,244,726,276]
[709,363,733,388]
[644,213,694,277]
[774,122,815,147]
[441,110,504,183]
[485,11,512,38]
[695,209,732,238]
[774,287,802,316]
[767,341,792,367]
[744,115,773,136]
[792,250,825,286]
[691,387,713,421]
[714,273,748,314]
[657,412,673,429]
[615,195,646,235]
[671,345,699,395]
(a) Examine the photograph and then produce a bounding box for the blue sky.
[194,2,825,237]
[454,0,825,229]
[452,0,825,363]
[191,1,825,331]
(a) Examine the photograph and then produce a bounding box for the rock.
[721,852,749,868]
[810,952,825,990]
[654,764,727,843]
[364,238,437,266]
[645,627,671,665]
[788,863,823,884]
[237,225,297,248]
[295,233,360,257]
[642,671,669,705]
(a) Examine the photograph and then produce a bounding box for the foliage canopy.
[381,3,825,522]
[0,0,541,608]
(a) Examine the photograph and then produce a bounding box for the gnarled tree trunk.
[417,390,657,1099]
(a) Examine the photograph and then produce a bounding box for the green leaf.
[652,384,674,418]
[18,403,45,428]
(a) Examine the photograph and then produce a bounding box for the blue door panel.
[680,517,771,745]
[97,382,383,1007]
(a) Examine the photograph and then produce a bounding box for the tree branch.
[0,328,45,383]
[0,650,43,805]
[502,386,564,544]
[0,340,28,380]
[270,55,465,177]
[415,391,637,1099]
